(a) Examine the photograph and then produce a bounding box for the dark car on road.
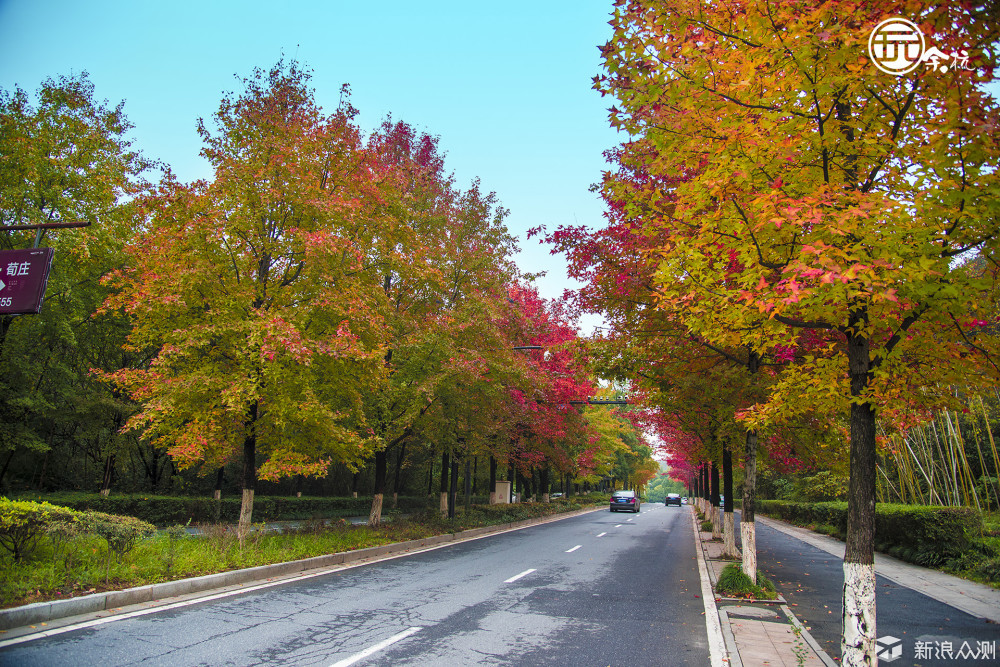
[610,490,640,513]
[665,493,682,506]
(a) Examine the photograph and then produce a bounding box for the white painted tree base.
[368,493,383,527]
[440,492,448,515]
[741,521,757,584]
[723,511,740,559]
[842,561,877,666]
[238,488,255,543]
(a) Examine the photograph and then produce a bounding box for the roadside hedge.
[0,499,81,562]
[754,500,982,566]
[12,493,447,527]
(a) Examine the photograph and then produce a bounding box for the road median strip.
[692,507,836,667]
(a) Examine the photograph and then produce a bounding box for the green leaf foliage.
[0,498,80,561]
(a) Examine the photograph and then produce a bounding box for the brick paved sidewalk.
[692,511,837,667]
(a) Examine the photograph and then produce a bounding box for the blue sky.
[0,0,620,330]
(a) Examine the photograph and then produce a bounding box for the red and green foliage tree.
[356,117,521,525]
[101,61,383,536]
[498,284,616,495]
[597,1,1000,663]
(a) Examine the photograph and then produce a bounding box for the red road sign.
[0,248,55,314]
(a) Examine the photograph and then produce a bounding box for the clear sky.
[0,0,620,331]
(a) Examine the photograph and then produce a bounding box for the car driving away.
[664,493,682,506]
[610,490,640,513]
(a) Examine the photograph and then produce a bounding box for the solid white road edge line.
[565,545,582,553]
[691,508,729,667]
[328,626,422,667]
[0,509,604,649]
[504,568,536,583]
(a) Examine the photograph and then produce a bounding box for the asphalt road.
[0,504,709,667]
[751,518,1000,667]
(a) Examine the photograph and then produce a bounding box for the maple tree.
[499,284,608,497]
[355,117,521,525]
[0,73,153,491]
[597,2,1000,664]
[101,61,384,537]
[539,143,790,575]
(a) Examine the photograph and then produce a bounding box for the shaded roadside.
[744,513,1000,666]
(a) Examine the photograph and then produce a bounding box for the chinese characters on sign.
[0,248,55,314]
[868,17,974,75]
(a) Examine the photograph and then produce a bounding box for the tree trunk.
[351,471,359,499]
[710,459,721,539]
[540,466,550,503]
[213,466,224,521]
[489,456,497,504]
[464,456,472,513]
[392,442,406,509]
[741,348,760,582]
[214,466,224,501]
[37,450,49,491]
[440,451,449,515]
[0,449,14,489]
[238,401,258,542]
[722,442,739,559]
[368,448,388,527]
[448,456,459,519]
[704,464,711,516]
[368,492,383,527]
[842,310,878,667]
[100,453,115,497]
[742,429,759,583]
[472,456,478,496]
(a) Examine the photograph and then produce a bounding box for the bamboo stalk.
[949,411,979,510]
[981,395,1000,509]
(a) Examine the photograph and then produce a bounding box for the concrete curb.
[694,505,837,667]
[1,506,601,632]
[690,508,731,666]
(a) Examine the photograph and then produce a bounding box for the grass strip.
[1,498,602,609]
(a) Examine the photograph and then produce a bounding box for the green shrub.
[974,557,1000,581]
[716,563,777,600]
[754,501,982,567]
[13,492,434,526]
[82,511,156,564]
[0,498,81,562]
[796,471,849,502]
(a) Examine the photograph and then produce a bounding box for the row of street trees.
[0,62,657,534]
[541,2,1000,665]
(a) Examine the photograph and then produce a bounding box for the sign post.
[0,248,56,315]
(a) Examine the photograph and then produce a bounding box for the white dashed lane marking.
[328,627,422,667]
[504,569,536,583]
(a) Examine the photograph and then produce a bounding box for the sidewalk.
[691,508,837,667]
